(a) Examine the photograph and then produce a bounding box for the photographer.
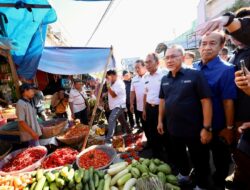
[233,68,250,189]
[51,88,69,118]
[200,7,250,46]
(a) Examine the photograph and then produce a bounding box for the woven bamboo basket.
[41,118,68,138]
[56,128,90,145]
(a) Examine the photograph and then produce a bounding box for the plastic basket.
[76,145,117,170]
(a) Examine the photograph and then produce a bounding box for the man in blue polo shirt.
[194,31,237,189]
[158,45,213,190]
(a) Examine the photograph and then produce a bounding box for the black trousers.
[210,134,231,187]
[136,110,150,139]
[170,135,210,188]
[134,108,140,127]
[75,108,88,125]
[125,103,135,127]
[232,149,250,190]
[145,103,164,159]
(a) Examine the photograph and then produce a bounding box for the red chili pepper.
[79,149,110,169]
[41,148,78,169]
[1,147,46,172]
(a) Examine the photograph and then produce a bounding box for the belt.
[147,102,159,107]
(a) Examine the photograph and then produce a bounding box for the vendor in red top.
[16,83,42,146]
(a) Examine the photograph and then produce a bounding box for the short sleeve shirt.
[144,69,168,105]
[159,68,212,137]
[16,99,42,142]
[131,74,146,111]
[193,56,237,131]
[69,88,87,113]
[108,79,126,110]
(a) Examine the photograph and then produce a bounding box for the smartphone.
[240,60,247,76]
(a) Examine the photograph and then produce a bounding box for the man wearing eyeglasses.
[158,45,212,190]
[193,31,237,189]
[142,53,168,159]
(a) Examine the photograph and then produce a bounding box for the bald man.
[194,32,237,189]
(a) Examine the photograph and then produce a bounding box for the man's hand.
[200,129,212,144]
[106,79,112,89]
[199,16,229,36]
[219,128,234,145]
[142,110,146,121]
[235,70,250,89]
[157,122,164,135]
[130,104,134,114]
[238,122,250,134]
[32,132,39,140]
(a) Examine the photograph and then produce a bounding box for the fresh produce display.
[120,150,140,164]
[105,158,180,190]
[41,148,78,169]
[136,177,166,190]
[78,149,111,169]
[95,127,105,136]
[0,174,34,190]
[1,147,47,172]
[25,166,105,190]
[61,125,89,139]
[112,133,144,153]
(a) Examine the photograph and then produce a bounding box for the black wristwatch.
[223,12,235,27]
[204,126,212,132]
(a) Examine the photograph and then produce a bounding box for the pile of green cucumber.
[104,158,180,190]
[24,166,105,190]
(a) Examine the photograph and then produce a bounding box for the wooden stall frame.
[0,47,20,98]
[81,47,113,151]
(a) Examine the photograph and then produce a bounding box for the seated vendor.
[51,88,69,118]
[16,83,42,146]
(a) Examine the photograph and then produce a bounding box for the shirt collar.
[150,68,161,76]
[198,56,221,69]
[167,67,185,78]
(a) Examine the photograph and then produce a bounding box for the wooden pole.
[81,47,113,151]
[0,48,20,99]
[6,50,20,98]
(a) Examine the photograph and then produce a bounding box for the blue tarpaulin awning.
[0,0,57,79]
[38,47,115,75]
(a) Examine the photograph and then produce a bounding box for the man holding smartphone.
[234,66,250,189]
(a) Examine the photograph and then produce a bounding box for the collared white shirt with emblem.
[108,79,126,110]
[144,68,168,105]
[131,74,146,111]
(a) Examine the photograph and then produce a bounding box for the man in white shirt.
[106,70,131,144]
[69,79,88,125]
[143,53,168,158]
[130,60,149,138]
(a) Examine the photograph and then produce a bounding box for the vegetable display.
[0,174,34,190]
[41,148,78,169]
[25,166,105,190]
[1,147,47,172]
[78,149,111,169]
[105,158,180,190]
[61,125,89,139]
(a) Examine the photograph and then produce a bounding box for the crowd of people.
[14,7,250,190]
